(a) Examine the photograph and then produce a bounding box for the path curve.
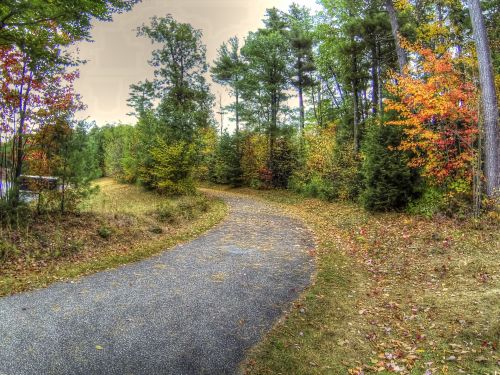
[0,190,315,375]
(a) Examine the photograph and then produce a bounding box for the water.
[0,180,35,202]
[0,179,11,198]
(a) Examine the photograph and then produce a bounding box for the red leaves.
[385,43,479,186]
[0,46,82,140]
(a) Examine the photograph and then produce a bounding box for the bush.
[0,200,31,226]
[240,133,268,188]
[291,124,362,202]
[328,142,362,201]
[156,202,178,223]
[0,240,18,262]
[269,137,299,188]
[210,133,243,186]
[177,195,210,220]
[361,124,420,211]
[289,173,336,201]
[98,226,112,239]
[148,139,196,196]
[407,187,445,218]
[155,195,210,223]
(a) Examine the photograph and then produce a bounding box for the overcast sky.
[74,0,322,127]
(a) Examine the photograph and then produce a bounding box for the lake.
[0,179,10,198]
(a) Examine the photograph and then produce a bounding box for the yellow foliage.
[240,133,268,187]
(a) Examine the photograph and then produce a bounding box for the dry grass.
[222,188,500,375]
[82,178,171,215]
[0,178,227,296]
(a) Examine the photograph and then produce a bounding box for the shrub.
[269,137,299,188]
[298,174,336,201]
[291,124,362,201]
[240,133,268,188]
[407,187,445,218]
[361,124,420,211]
[149,226,163,234]
[148,139,196,196]
[156,202,178,223]
[177,196,210,220]
[155,195,210,223]
[98,226,112,239]
[210,133,243,186]
[0,240,18,261]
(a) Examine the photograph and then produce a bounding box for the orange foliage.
[385,43,479,185]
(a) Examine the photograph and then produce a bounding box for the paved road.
[0,190,315,375]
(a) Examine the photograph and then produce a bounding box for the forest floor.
[0,178,227,297]
[206,187,500,375]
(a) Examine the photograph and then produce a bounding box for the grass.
[0,178,227,297]
[215,187,499,375]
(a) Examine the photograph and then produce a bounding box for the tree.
[385,0,407,73]
[131,15,214,194]
[136,15,213,144]
[385,44,479,187]
[361,123,420,211]
[468,0,500,198]
[241,24,291,181]
[28,120,98,213]
[210,132,243,186]
[127,80,155,117]
[0,45,82,204]
[211,37,245,134]
[0,0,139,53]
[318,0,369,153]
[286,4,316,134]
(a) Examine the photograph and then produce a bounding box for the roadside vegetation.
[0,178,226,297]
[231,188,499,374]
[0,1,499,373]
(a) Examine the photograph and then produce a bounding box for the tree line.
[0,0,498,217]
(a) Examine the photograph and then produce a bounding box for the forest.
[0,0,499,374]
[1,0,499,215]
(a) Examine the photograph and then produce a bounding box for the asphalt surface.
[0,190,315,375]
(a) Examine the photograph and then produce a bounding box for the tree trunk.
[269,91,278,165]
[14,61,33,204]
[385,0,407,73]
[468,0,500,197]
[352,80,360,153]
[311,83,319,126]
[235,89,240,135]
[371,41,379,116]
[297,56,305,135]
[298,84,305,134]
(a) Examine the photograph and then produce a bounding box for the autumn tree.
[385,44,479,188]
[0,45,82,204]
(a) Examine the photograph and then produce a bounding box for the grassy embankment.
[222,187,499,375]
[0,178,227,296]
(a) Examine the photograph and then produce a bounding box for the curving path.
[0,190,315,375]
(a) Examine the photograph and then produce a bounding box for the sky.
[74,0,322,127]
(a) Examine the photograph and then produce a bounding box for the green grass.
[212,187,500,375]
[0,178,228,296]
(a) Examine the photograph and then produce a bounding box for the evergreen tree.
[211,37,245,134]
[241,10,292,181]
[286,4,316,133]
[361,124,420,211]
